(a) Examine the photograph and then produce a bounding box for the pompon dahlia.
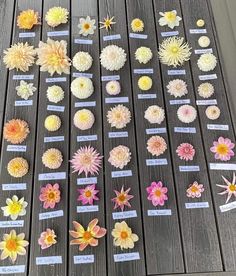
[45,7,69,27]
[72,51,93,72]
[198,36,211,48]
[107,104,131,129]
[3,119,29,144]
[147,136,167,156]
[135,47,153,64]
[36,38,70,76]
[100,45,126,71]
[108,145,131,169]
[144,105,165,124]
[7,157,29,178]
[3,42,36,72]
[205,105,221,120]
[176,143,195,161]
[167,79,188,98]
[71,77,94,99]
[15,80,36,100]
[73,109,95,130]
[158,36,191,67]
[47,85,64,103]
[70,146,103,177]
[197,53,217,72]
[131,18,144,32]
[138,76,153,91]
[42,148,63,169]
[44,115,61,132]
[198,82,214,98]
[106,80,121,95]
[177,105,197,123]
[17,9,40,30]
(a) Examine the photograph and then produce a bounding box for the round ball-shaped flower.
[71,77,94,99]
[72,51,93,72]
[105,80,121,95]
[131,18,144,32]
[73,109,95,130]
[196,19,205,27]
[45,7,69,27]
[44,115,61,132]
[177,105,197,123]
[198,82,214,98]
[138,76,152,91]
[144,105,165,124]
[42,148,63,169]
[100,45,126,71]
[147,136,167,156]
[135,47,153,64]
[205,105,220,120]
[167,79,188,98]
[3,119,29,144]
[198,36,210,48]
[197,53,217,72]
[108,145,131,169]
[7,157,29,178]
[47,85,64,103]
[107,105,131,129]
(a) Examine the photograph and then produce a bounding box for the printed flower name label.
[169,99,190,105]
[138,94,157,99]
[108,131,128,138]
[133,68,154,74]
[75,101,96,107]
[77,177,97,185]
[39,210,64,220]
[15,100,33,106]
[46,77,67,83]
[147,209,172,216]
[77,135,98,142]
[146,159,168,166]
[168,69,186,75]
[13,74,34,80]
[47,30,69,37]
[101,75,120,81]
[111,170,132,178]
[47,105,65,112]
[146,128,167,134]
[219,201,236,213]
[199,74,217,81]
[129,33,148,39]
[77,205,99,213]
[103,34,121,41]
[0,265,25,274]
[196,99,217,105]
[207,124,229,131]
[73,72,93,78]
[114,252,140,262]
[0,220,24,228]
[179,166,200,172]
[194,48,213,54]
[2,183,27,191]
[105,97,129,104]
[210,163,236,170]
[38,172,66,181]
[6,145,27,152]
[36,256,62,265]
[161,31,179,37]
[19,32,36,38]
[189,29,207,34]
[74,38,93,45]
[174,127,196,133]
[44,136,65,143]
[185,202,209,209]
[74,255,94,264]
[112,210,137,220]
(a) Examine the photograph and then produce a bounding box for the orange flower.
[17,9,39,30]
[3,119,29,144]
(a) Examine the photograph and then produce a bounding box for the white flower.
[107,105,131,129]
[72,51,93,72]
[1,195,27,220]
[135,47,153,64]
[197,53,217,72]
[205,106,220,120]
[198,36,210,48]
[167,79,188,98]
[100,45,126,71]
[159,10,182,29]
[15,80,36,100]
[71,77,94,99]
[47,85,64,103]
[106,80,121,95]
[144,105,165,124]
[177,105,197,123]
[78,16,96,36]
[198,82,214,98]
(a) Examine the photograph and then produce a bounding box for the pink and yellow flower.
[210,137,235,161]
[146,181,168,206]
[186,181,204,198]
[176,143,195,161]
[217,173,236,203]
[39,183,61,209]
[38,228,57,250]
[112,186,134,211]
[77,184,99,205]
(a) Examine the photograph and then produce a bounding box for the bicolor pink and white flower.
[186,181,204,198]
[177,105,197,123]
[210,137,235,161]
[216,173,236,203]
[146,181,168,206]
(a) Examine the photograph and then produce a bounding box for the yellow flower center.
[171,46,179,53]
[165,12,176,22]
[216,144,228,155]
[134,21,141,27]
[46,235,54,243]
[78,113,89,122]
[190,186,198,193]
[85,190,92,198]
[155,189,162,197]
[9,202,22,214]
[83,231,92,241]
[118,194,126,202]
[48,192,55,199]
[105,19,111,28]
[120,231,128,239]
[6,239,17,252]
[83,23,91,30]
[229,184,236,192]
[81,155,92,165]
[49,54,61,66]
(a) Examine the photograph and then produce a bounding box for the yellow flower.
[42,148,63,169]
[138,76,152,91]
[44,115,61,131]
[17,9,39,30]
[45,7,69,27]
[131,18,144,32]
[7,157,29,178]
[99,15,116,31]
[0,230,29,263]
[1,196,28,221]
[111,221,139,250]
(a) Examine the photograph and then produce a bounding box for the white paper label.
[74,38,93,44]
[129,33,147,39]
[112,210,137,220]
[19,32,36,38]
[210,163,236,170]
[168,69,186,75]
[105,97,129,103]
[77,177,97,185]
[207,124,229,131]
[47,105,65,112]
[74,255,94,264]
[38,172,66,181]
[0,265,25,274]
[138,94,157,99]
[199,74,217,80]
[185,202,209,209]
[114,252,140,262]
[195,48,213,54]
[190,29,207,34]
[174,127,196,133]
[77,135,98,142]
[148,209,172,216]
[161,31,179,37]
[73,72,93,78]
[47,30,69,37]
[0,220,24,228]
[77,205,99,213]
[36,256,62,265]
[7,145,26,152]
[146,128,166,134]
[220,201,236,213]
[44,136,65,143]
[169,99,190,105]
[103,34,121,41]
[15,100,33,106]
[2,183,26,191]
[112,170,132,178]
[39,210,63,220]
[133,68,153,74]
[196,99,217,105]
[109,131,128,138]
[179,166,200,172]
[46,77,67,83]
[101,75,120,81]
[13,74,34,80]
[146,159,168,166]
[75,101,96,107]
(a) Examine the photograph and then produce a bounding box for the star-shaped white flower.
[216,173,236,203]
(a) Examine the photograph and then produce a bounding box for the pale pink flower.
[147,136,167,156]
[38,228,57,250]
[39,183,60,209]
[112,186,134,211]
[186,181,204,198]
[217,173,236,203]
[210,137,235,161]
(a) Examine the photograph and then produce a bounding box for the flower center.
[155,189,162,197]
[175,84,182,90]
[49,54,61,66]
[83,23,90,30]
[171,46,179,54]
[135,21,141,27]
[6,239,17,252]
[105,20,111,28]
[46,235,54,243]
[120,231,128,239]
[85,190,92,198]
[83,231,92,240]
[81,155,92,165]
[216,144,229,155]
[48,191,55,199]
[9,202,22,214]
[118,194,126,202]
[229,184,236,192]
[190,186,198,193]
[165,12,176,21]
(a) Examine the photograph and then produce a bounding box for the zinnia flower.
[74,109,95,130]
[0,230,29,263]
[39,183,61,209]
[15,80,36,100]
[176,143,195,161]
[42,148,63,169]
[7,157,29,178]
[78,16,96,36]
[159,10,182,29]
[17,9,39,30]
[198,82,214,98]
[131,18,144,32]
[108,145,131,169]
[36,38,70,76]
[107,104,131,129]
[3,119,29,144]
[99,15,116,31]
[38,229,57,250]
[138,76,152,91]
[186,181,204,198]
[147,136,167,156]
[47,85,64,103]
[210,137,235,161]
[158,36,191,67]
[112,186,134,211]
[167,79,188,98]
[177,105,197,123]
[146,181,168,206]
[45,7,69,27]
[77,184,99,205]
[70,146,103,177]
[100,45,126,71]
[3,42,36,72]
[1,196,28,221]
[72,51,93,72]
[69,219,106,251]
[106,80,121,95]
[198,36,210,48]
[144,105,165,124]
[135,47,153,64]
[112,221,139,250]
[217,173,236,203]
[205,105,220,120]
[71,77,94,99]
[44,115,61,131]
[197,53,217,72]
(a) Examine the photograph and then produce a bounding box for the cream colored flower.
[15,80,36,100]
[205,105,220,120]
[196,19,205,27]
[135,47,153,64]
[100,45,126,71]
[106,80,121,95]
[45,7,69,27]
[197,53,217,72]
[167,79,188,98]
[73,109,95,130]
[159,10,182,29]
[107,105,131,129]
[1,196,27,221]
[138,76,152,91]
[7,157,29,178]
[78,16,96,36]
[44,115,61,131]
[144,105,165,124]
[71,77,94,99]
[42,148,63,169]
[198,82,214,98]
[198,36,210,48]
[72,51,93,72]
[47,85,64,103]
[131,18,144,32]
[108,145,131,169]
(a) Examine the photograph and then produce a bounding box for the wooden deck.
[0,0,236,275]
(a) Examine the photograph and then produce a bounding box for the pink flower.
[217,173,236,203]
[112,186,134,211]
[147,135,167,156]
[176,143,195,161]
[146,181,168,206]
[77,184,99,205]
[186,181,204,198]
[39,183,60,209]
[38,228,57,250]
[210,136,235,161]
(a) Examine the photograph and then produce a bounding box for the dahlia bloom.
[77,184,99,205]
[144,105,165,124]
[42,148,63,169]
[108,145,131,169]
[147,136,167,156]
[210,137,235,161]
[112,186,134,211]
[100,45,126,71]
[39,183,61,209]
[45,7,69,27]
[176,143,195,161]
[107,105,131,129]
[3,119,29,144]
[73,109,95,130]
[177,105,197,123]
[186,182,204,198]
[38,229,57,250]
[166,79,188,98]
[7,157,29,178]
[146,181,168,206]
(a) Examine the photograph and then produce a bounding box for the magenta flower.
[111,186,134,211]
[176,143,195,161]
[146,181,168,206]
[77,184,99,205]
[186,181,204,198]
[210,136,235,161]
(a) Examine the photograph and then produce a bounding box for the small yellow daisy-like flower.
[44,115,61,132]
[45,7,69,27]
[138,76,153,91]
[7,157,29,178]
[99,15,116,31]
[42,148,63,169]
[17,9,39,30]
[1,195,28,221]
[131,18,144,32]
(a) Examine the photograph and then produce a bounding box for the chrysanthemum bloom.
[112,186,134,211]
[147,136,167,156]
[38,229,57,250]
[186,181,204,198]
[217,173,236,203]
[198,36,210,48]
[144,105,165,124]
[100,45,126,71]
[72,51,93,72]
[159,10,182,29]
[1,196,27,221]
[99,15,116,31]
[146,181,168,206]
[131,18,144,32]
[158,36,192,67]
[47,85,64,103]
[15,80,36,100]
[198,82,214,98]
[78,16,96,36]
[135,47,153,64]
[106,80,121,95]
[44,115,61,132]
[0,230,29,263]
[210,137,235,161]
[176,143,195,161]
[3,42,36,72]
[205,105,220,120]
[36,38,70,75]
[196,19,205,27]
[108,145,131,169]
[112,221,139,250]
[42,148,63,169]
[69,219,106,251]
[7,157,29,178]
[45,7,69,27]
[70,146,103,177]
[197,53,217,72]
[73,109,95,130]
[3,119,29,144]
[77,184,99,205]
[138,76,152,91]
[177,105,197,123]
[166,79,188,98]
[107,104,131,129]
[71,77,94,99]
[17,9,39,30]
[39,183,61,209]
